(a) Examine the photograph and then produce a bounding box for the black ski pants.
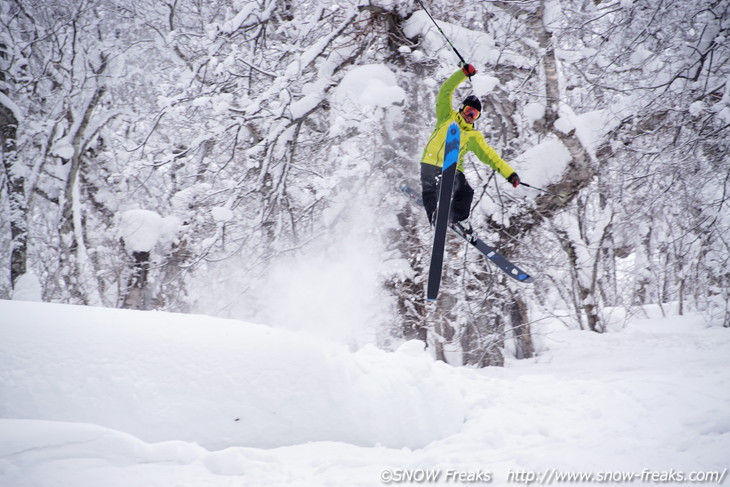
[420,163,474,225]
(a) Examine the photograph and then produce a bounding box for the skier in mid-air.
[420,63,521,233]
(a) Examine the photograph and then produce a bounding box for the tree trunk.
[152,238,193,312]
[430,290,457,363]
[57,60,108,303]
[508,291,535,358]
[0,98,26,291]
[122,251,151,310]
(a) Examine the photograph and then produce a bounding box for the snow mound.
[1,301,729,486]
[0,300,465,450]
[10,272,42,302]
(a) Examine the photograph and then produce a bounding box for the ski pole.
[520,182,550,193]
[521,182,570,202]
[414,0,468,68]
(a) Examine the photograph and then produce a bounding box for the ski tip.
[519,274,535,283]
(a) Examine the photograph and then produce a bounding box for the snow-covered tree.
[2,0,727,368]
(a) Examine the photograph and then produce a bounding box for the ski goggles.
[462,106,480,120]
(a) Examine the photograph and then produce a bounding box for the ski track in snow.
[1,300,729,486]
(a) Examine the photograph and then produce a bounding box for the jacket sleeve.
[435,69,468,124]
[467,132,515,179]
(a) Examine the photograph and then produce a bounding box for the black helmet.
[459,94,482,113]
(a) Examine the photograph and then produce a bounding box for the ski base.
[427,123,461,300]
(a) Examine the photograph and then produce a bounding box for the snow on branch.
[220,1,276,34]
[0,92,22,122]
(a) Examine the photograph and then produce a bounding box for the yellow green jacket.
[420,69,515,177]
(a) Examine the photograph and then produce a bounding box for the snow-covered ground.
[1,299,729,486]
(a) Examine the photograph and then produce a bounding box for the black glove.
[507,172,520,188]
[461,63,477,77]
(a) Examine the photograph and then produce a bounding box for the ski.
[427,123,461,301]
[401,184,535,284]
